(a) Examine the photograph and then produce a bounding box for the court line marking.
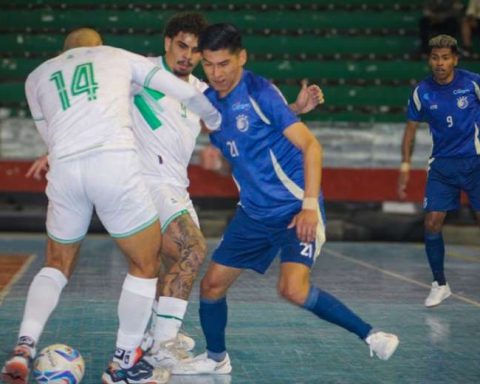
[324,248,480,308]
[0,254,36,306]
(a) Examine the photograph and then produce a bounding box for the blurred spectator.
[419,0,464,54]
[461,0,480,55]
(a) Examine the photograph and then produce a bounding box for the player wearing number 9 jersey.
[1,28,221,384]
[398,34,480,308]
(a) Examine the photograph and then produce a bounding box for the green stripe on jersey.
[157,314,183,322]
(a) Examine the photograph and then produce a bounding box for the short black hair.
[198,23,243,53]
[164,12,208,39]
[428,34,458,55]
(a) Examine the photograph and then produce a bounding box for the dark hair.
[198,23,243,52]
[428,34,458,55]
[164,12,208,38]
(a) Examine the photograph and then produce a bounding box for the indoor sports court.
[1,234,479,383]
[2,0,480,383]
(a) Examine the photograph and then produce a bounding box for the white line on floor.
[324,248,480,308]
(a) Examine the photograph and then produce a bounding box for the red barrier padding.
[1,160,430,202]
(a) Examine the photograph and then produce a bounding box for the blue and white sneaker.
[101,358,170,384]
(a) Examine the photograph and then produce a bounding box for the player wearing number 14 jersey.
[398,34,480,308]
[1,28,220,384]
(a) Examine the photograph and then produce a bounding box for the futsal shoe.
[141,330,195,353]
[176,332,195,352]
[365,331,399,360]
[1,338,36,384]
[144,339,191,369]
[172,352,232,375]
[101,358,170,384]
[425,282,451,307]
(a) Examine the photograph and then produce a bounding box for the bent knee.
[200,276,228,299]
[278,284,309,305]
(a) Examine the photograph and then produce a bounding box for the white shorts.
[46,150,158,243]
[144,179,199,232]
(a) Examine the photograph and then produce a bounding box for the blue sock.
[199,296,228,361]
[425,231,446,285]
[303,286,372,340]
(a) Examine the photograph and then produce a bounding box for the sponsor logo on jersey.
[236,114,249,132]
[457,96,469,109]
[453,88,469,95]
[232,102,251,112]
[429,104,438,110]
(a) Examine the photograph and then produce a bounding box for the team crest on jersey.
[236,114,249,132]
[457,96,469,109]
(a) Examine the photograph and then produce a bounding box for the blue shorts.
[212,205,326,274]
[424,156,480,212]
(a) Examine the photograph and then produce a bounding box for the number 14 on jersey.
[50,62,98,111]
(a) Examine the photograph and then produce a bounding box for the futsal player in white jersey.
[0,28,221,384]
[129,13,325,370]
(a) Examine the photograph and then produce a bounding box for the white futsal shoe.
[142,330,195,353]
[144,339,191,369]
[425,282,451,307]
[172,352,232,375]
[365,331,399,360]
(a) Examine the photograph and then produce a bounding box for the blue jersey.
[205,70,307,221]
[407,68,480,158]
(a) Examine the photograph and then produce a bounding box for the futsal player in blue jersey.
[398,34,480,307]
[172,23,399,375]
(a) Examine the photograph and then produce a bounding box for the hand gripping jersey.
[131,56,208,187]
[407,68,480,158]
[25,46,220,160]
[205,70,309,221]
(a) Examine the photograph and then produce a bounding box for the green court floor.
[0,234,479,383]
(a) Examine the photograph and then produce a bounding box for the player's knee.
[128,258,159,278]
[278,283,308,305]
[424,217,442,233]
[200,275,227,299]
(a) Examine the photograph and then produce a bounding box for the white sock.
[19,267,68,345]
[116,274,156,367]
[153,296,188,348]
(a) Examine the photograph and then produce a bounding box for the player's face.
[201,48,247,97]
[164,32,201,78]
[429,47,458,84]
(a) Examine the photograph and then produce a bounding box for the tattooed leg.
[158,213,207,300]
[145,213,207,347]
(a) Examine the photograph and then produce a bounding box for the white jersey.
[25,46,219,160]
[131,56,208,188]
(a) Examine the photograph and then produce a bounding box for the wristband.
[302,197,319,210]
[400,162,410,172]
